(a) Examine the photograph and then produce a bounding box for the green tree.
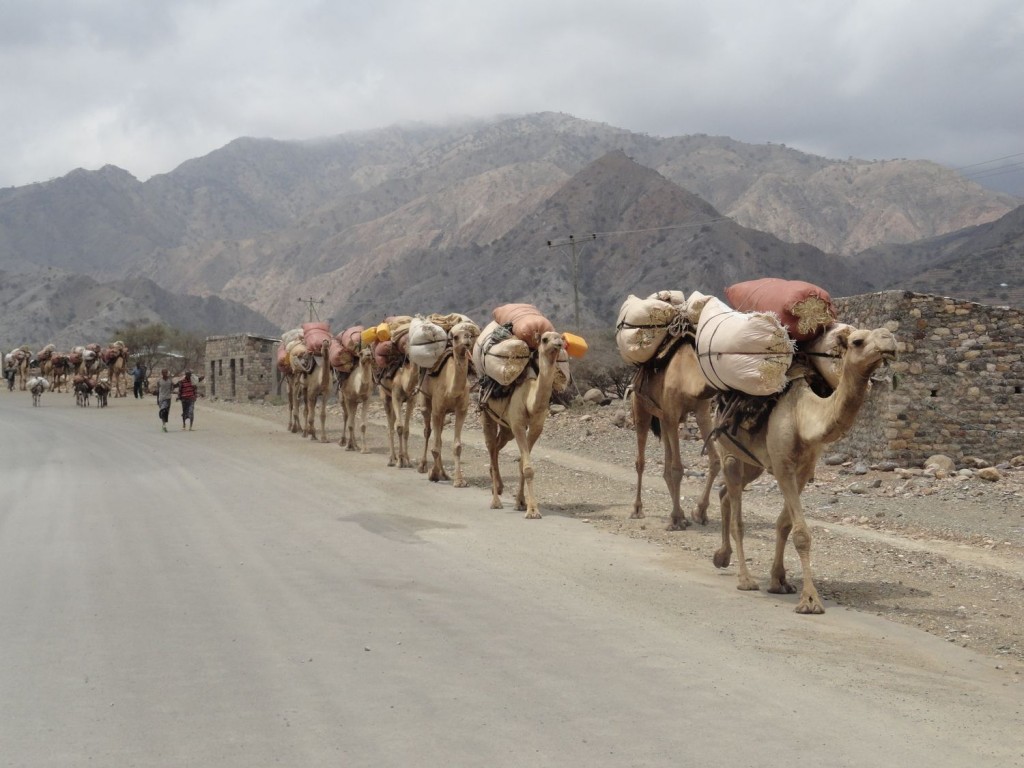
[113,322,167,374]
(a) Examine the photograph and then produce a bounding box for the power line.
[297,296,325,322]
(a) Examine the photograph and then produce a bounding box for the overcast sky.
[3,0,1023,193]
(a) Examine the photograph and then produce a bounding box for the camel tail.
[650,416,661,439]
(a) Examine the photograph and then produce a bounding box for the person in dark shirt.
[175,369,199,431]
[130,362,147,399]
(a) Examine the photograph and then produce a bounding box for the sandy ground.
[208,394,1024,669]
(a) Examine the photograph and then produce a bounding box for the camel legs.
[481,412,509,508]
[418,397,432,474]
[391,392,413,468]
[713,454,761,591]
[630,395,652,520]
[771,473,825,614]
[450,407,467,488]
[513,425,544,519]
[426,407,452,484]
[382,392,400,466]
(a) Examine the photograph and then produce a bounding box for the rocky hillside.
[0,270,279,351]
[0,112,1019,339]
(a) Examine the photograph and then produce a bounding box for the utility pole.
[298,297,325,322]
[547,233,596,332]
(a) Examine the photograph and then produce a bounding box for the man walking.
[156,369,173,432]
[176,369,199,431]
[130,362,147,399]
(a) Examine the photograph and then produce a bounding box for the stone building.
[204,334,281,401]
[831,291,1023,466]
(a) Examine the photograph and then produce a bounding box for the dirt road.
[1,392,1021,767]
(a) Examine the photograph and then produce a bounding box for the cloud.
[1,0,1022,189]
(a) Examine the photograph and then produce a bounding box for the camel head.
[834,326,898,380]
[537,331,565,362]
[449,322,481,360]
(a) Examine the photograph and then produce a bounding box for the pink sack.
[492,303,555,349]
[302,321,332,352]
[339,325,364,352]
[724,278,836,342]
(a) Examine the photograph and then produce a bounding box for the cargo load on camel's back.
[694,296,794,396]
[615,291,688,365]
[724,278,836,342]
[474,321,532,386]
[330,325,364,373]
[407,317,448,369]
[302,321,332,352]
[491,303,555,349]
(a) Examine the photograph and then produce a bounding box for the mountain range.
[0,112,1020,349]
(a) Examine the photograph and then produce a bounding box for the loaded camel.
[301,338,333,442]
[630,340,720,530]
[480,331,565,518]
[103,343,130,397]
[7,348,31,391]
[338,346,375,453]
[379,355,420,468]
[711,326,897,614]
[417,322,480,486]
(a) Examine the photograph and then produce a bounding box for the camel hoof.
[768,580,797,595]
[666,517,691,531]
[387,458,397,467]
[490,499,503,509]
[453,479,468,489]
[796,600,826,615]
[360,448,370,455]
[524,510,542,519]
[737,576,760,592]
[693,510,709,526]
[712,549,731,569]
[417,464,428,474]
[346,445,357,452]
[629,509,645,520]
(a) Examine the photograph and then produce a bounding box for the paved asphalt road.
[1,392,1021,767]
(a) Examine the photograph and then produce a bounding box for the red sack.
[302,321,332,352]
[329,338,355,372]
[338,325,364,352]
[373,340,394,370]
[492,303,555,349]
[724,278,836,341]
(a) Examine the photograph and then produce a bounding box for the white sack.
[407,317,448,368]
[615,294,684,364]
[694,297,794,396]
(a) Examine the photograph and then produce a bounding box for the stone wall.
[831,291,1023,466]
[204,334,280,402]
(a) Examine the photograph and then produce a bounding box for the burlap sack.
[694,297,794,396]
[407,317,448,368]
[492,304,554,349]
[724,278,836,342]
[615,294,681,364]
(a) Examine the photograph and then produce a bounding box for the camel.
[480,331,565,518]
[7,348,31,391]
[711,326,898,614]
[50,354,72,393]
[301,339,333,442]
[417,322,480,486]
[630,340,721,530]
[103,343,129,397]
[379,357,420,468]
[338,346,375,453]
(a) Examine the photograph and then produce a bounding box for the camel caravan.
[4,340,132,407]
[271,282,894,613]
[617,278,897,614]
[275,304,585,518]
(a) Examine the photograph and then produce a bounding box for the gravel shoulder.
[207,395,1024,669]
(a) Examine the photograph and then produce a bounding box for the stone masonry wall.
[204,334,280,402]
[830,291,1023,467]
